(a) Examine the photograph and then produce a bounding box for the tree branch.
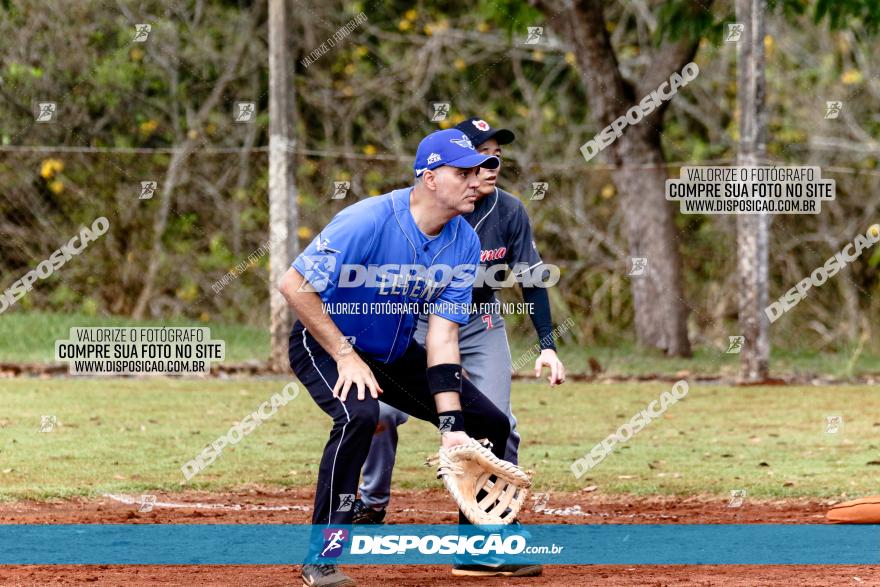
[636,38,701,98]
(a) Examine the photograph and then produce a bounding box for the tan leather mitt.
[430,438,531,525]
[826,496,880,523]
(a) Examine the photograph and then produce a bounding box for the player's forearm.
[424,324,460,366]
[425,316,463,413]
[278,268,348,361]
[522,285,556,350]
[433,391,462,412]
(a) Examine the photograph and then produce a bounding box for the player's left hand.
[534,348,565,386]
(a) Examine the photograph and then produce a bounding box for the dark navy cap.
[454,117,516,148]
[413,129,500,177]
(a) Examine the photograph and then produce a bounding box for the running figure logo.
[332,182,350,200]
[430,102,450,122]
[728,489,746,508]
[439,415,455,433]
[137,494,157,513]
[530,182,548,201]
[233,102,256,122]
[825,415,843,434]
[531,492,550,512]
[339,336,356,356]
[133,24,151,42]
[824,101,842,119]
[316,236,341,254]
[320,528,349,558]
[296,255,337,292]
[629,257,648,276]
[139,181,157,200]
[726,23,744,42]
[35,102,57,123]
[337,493,355,511]
[39,415,57,432]
[525,27,544,44]
[726,336,744,354]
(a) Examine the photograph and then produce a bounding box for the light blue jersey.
[291,188,480,363]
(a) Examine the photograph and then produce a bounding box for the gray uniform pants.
[358,309,518,509]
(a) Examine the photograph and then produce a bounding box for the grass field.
[0,312,267,364]
[4,311,880,378]
[2,377,879,502]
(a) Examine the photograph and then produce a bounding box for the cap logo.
[472,119,490,131]
[450,134,474,150]
[427,152,441,164]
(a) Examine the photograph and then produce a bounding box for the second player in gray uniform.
[354,117,566,522]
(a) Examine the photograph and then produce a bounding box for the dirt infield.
[0,489,876,586]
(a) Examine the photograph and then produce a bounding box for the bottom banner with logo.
[0,524,877,564]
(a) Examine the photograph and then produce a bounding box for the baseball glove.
[429,438,531,525]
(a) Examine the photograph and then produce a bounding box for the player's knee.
[348,401,380,434]
[378,405,408,428]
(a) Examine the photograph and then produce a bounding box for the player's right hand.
[333,354,383,401]
[440,430,470,449]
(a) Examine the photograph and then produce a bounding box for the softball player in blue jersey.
[280,129,538,586]
[355,119,566,553]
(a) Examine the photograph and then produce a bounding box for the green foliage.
[477,0,544,38]
[770,0,880,32]
[655,0,726,44]
[813,0,880,32]
[2,0,880,348]
[656,0,880,45]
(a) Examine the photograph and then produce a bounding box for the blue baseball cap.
[413,129,500,177]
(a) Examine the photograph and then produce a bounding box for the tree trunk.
[736,0,770,381]
[616,127,692,356]
[545,0,693,356]
[268,0,298,372]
